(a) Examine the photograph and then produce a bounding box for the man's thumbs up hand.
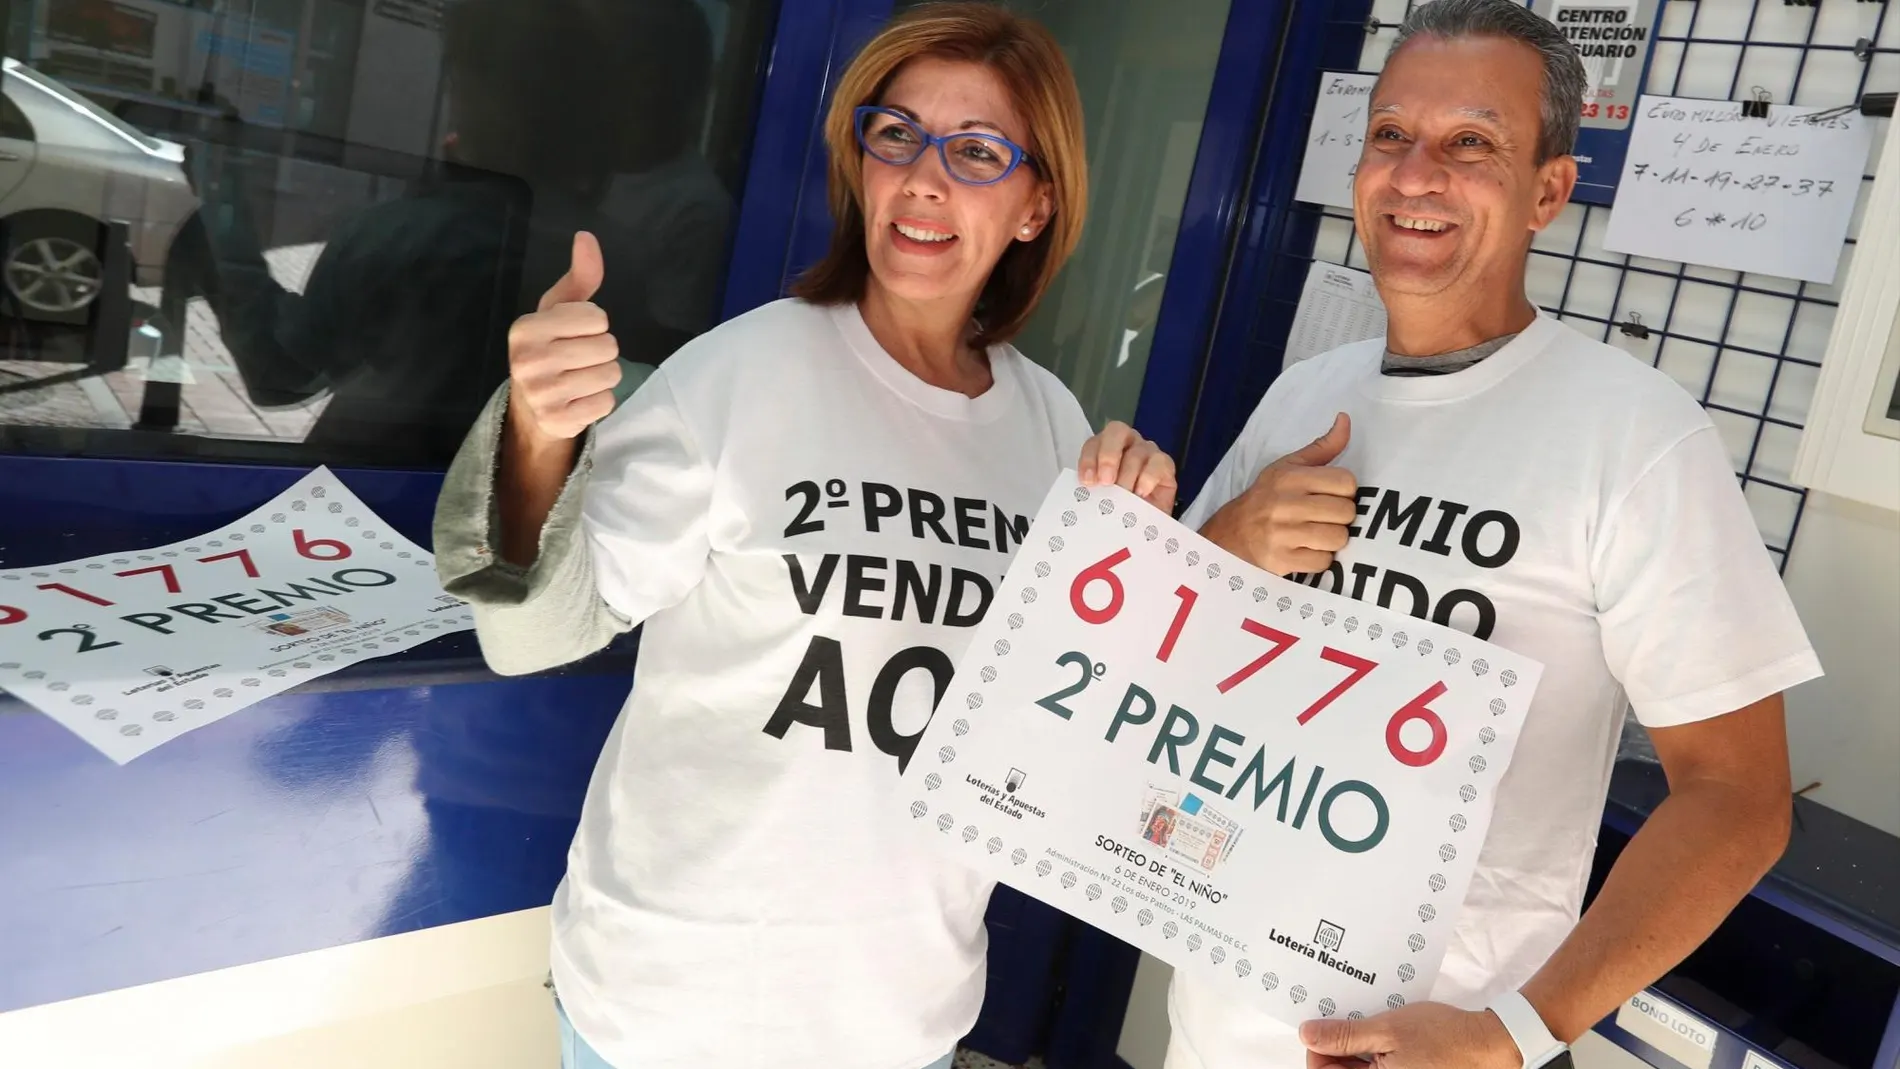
[1198,413,1359,577]
[1278,411,1351,468]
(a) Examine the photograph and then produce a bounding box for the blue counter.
[0,457,629,1013]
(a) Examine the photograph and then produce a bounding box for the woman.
[435,5,1176,1067]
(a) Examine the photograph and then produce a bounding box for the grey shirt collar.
[1381,333,1519,377]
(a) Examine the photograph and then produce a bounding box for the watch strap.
[1488,990,1568,1069]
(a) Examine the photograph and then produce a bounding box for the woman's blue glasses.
[854,105,1035,187]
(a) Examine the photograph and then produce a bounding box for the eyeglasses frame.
[852,105,1037,187]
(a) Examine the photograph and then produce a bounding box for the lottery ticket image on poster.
[1179,793,1242,870]
[1139,783,1179,832]
[1163,803,1230,875]
[1143,804,1179,849]
[1137,784,1237,874]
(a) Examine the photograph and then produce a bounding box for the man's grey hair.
[1388,0,1588,163]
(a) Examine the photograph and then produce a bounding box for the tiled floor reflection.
[1,243,329,441]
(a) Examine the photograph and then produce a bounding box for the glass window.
[896,0,1233,429]
[1874,317,1900,437]
[0,0,775,468]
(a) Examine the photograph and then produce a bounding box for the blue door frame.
[719,0,897,320]
[0,0,1333,1062]
[1172,1,1374,501]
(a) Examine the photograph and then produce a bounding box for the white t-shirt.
[1167,314,1820,1069]
[556,298,1093,1069]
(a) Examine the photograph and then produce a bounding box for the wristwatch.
[1488,990,1570,1069]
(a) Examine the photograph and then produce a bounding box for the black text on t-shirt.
[1286,485,1522,641]
[782,479,1029,552]
[765,479,1029,773]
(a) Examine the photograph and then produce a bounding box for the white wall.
[1780,491,1900,835]
[0,909,554,1069]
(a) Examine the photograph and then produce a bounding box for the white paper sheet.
[0,468,474,762]
[899,473,1545,1024]
[1602,96,1874,283]
[1295,72,1379,210]
[1286,261,1387,370]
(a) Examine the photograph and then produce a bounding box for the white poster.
[899,474,1544,1025]
[0,468,474,763]
[1286,261,1386,370]
[1295,72,1378,210]
[1603,96,1874,284]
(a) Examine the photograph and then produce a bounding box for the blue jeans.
[554,997,956,1069]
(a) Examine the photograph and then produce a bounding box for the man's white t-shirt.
[556,298,1093,1069]
[1167,314,1821,1069]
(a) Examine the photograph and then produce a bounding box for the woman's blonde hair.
[791,2,1087,349]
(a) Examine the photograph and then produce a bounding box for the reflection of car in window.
[0,58,197,327]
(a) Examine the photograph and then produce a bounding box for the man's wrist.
[1196,501,1244,561]
[1487,990,1568,1069]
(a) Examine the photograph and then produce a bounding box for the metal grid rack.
[1278,0,1897,571]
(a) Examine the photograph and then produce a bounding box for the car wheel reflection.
[5,231,103,313]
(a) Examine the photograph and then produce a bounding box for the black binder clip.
[1801,92,1894,125]
[1742,88,1773,119]
[1618,312,1651,341]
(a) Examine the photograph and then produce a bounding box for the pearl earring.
[1020,226,1033,236]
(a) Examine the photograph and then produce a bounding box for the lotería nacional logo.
[1006,768,1027,793]
[1315,919,1346,953]
[1270,923,1376,987]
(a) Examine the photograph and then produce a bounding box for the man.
[1170,1,1821,1066]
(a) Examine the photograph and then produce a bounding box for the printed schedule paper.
[1603,95,1874,283]
[899,473,1545,1024]
[1295,72,1378,210]
[0,468,473,762]
[1287,261,1387,370]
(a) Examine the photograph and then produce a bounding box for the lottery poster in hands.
[898,472,1544,1024]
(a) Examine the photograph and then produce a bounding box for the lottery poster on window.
[899,473,1544,1024]
[0,468,474,763]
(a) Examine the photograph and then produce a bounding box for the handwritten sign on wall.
[1295,72,1378,210]
[1603,96,1874,284]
